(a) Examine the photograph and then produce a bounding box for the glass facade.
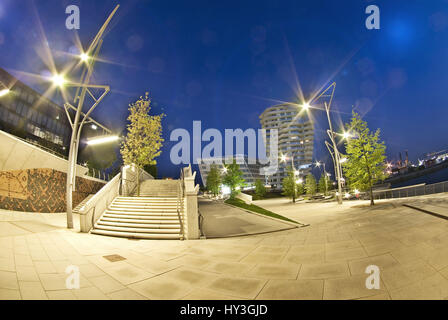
[0,68,71,157]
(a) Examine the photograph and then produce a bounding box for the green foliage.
[342,111,388,205]
[296,182,304,196]
[254,179,267,199]
[305,173,317,196]
[120,93,165,195]
[318,174,328,195]
[282,166,297,202]
[206,164,222,197]
[222,160,245,199]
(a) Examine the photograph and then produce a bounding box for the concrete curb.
[402,204,448,221]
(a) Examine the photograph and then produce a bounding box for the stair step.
[94,224,180,234]
[91,229,181,240]
[116,196,178,200]
[97,220,181,229]
[108,210,179,215]
[110,204,178,209]
[113,199,178,204]
[101,217,181,224]
[103,213,179,220]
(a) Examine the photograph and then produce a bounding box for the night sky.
[1,0,448,180]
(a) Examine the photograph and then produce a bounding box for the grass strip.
[225,198,299,224]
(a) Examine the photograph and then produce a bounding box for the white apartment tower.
[259,103,314,188]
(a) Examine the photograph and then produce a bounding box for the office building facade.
[198,154,267,188]
[0,68,72,157]
[259,103,314,188]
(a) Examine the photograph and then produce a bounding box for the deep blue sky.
[1,0,448,179]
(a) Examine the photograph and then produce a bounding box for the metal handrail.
[372,180,448,200]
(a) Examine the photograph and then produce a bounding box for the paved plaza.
[1,195,448,300]
[199,198,298,238]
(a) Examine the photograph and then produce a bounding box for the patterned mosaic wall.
[0,168,105,213]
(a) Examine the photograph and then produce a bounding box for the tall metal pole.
[309,82,343,205]
[325,103,343,204]
[65,5,119,228]
[291,154,297,201]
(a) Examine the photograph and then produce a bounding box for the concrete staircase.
[139,179,179,197]
[90,180,184,240]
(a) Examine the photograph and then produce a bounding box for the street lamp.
[304,82,344,204]
[80,53,90,62]
[342,131,351,140]
[51,74,66,87]
[86,134,119,146]
[0,80,11,97]
[45,5,119,229]
[302,102,311,110]
[0,88,10,97]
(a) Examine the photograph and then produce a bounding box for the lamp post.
[298,82,346,204]
[49,5,119,229]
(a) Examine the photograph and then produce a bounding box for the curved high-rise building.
[259,103,314,188]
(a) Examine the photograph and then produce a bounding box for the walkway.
[0,195,447,300]
[199,197,298,238]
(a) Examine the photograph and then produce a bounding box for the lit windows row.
[5,98,69,137]
[26,123,64,146]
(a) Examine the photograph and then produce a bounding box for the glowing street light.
[302,102,311,110]
[0,88,10,97]
[342,131,351,140]
[280,154,287,163]
[86,135,119,146]
[51,74,66,87]
[296,178,303,184]
[222,167,228,174]
[80,53,90,62]
[340,157,348,163]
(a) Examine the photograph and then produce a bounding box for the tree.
[305,173,317,196]
[342,111,387,205]
[254,179,267,199]
[318,174,328,195]
[206,164,222,197]
[296,180,304,197]
[222,160,245,199]
[120,93,165,196]
[282,166,297,202]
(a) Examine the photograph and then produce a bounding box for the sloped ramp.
[199,198,298,238]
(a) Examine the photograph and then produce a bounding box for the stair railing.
[177,169,185,240]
